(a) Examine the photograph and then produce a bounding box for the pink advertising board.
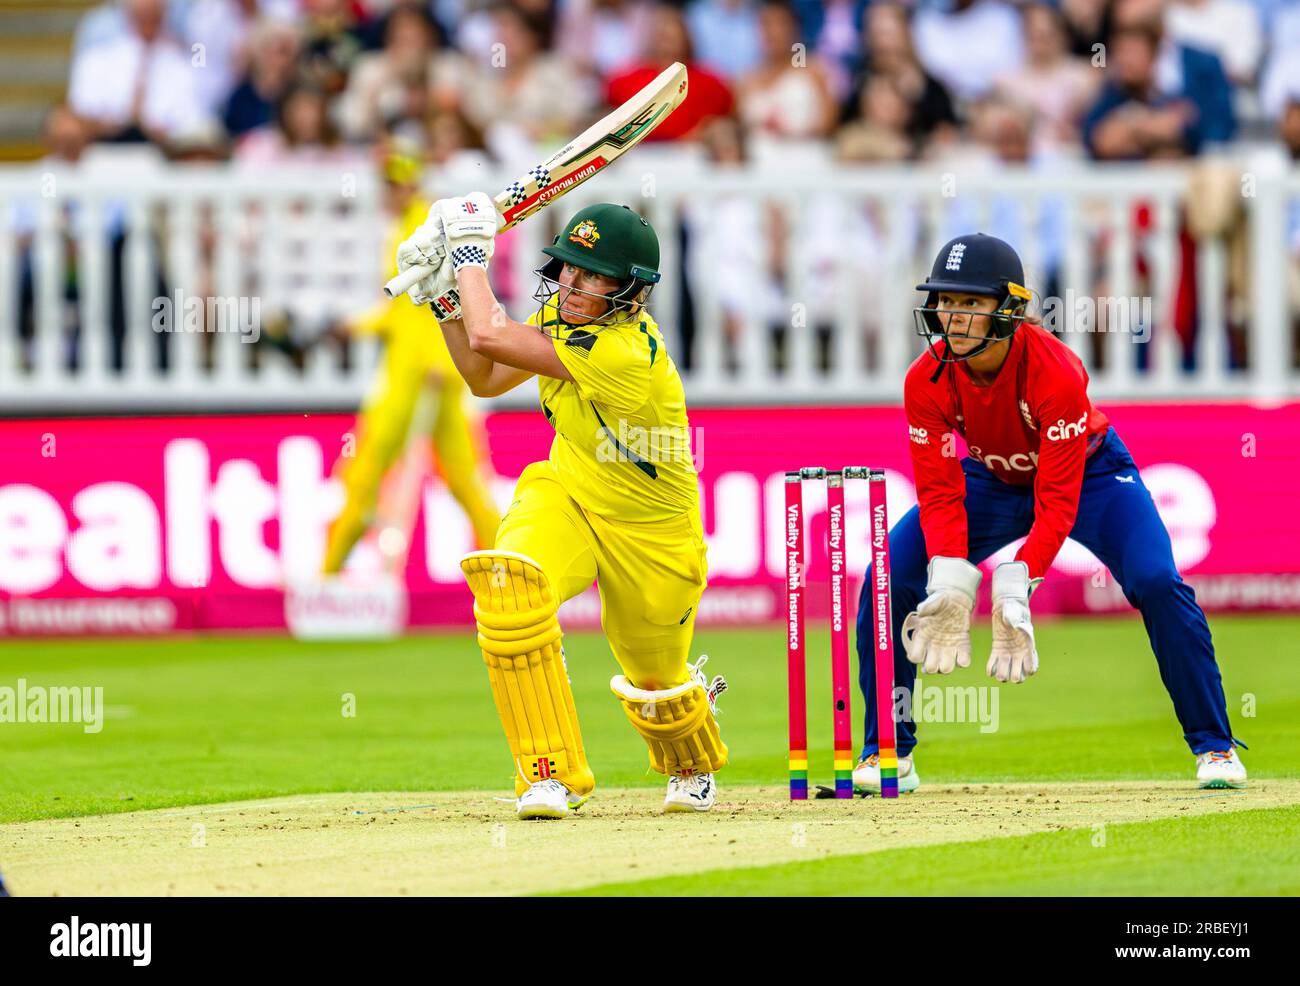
[1,403,1298,636]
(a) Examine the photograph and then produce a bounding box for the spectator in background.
[427,106,492,172]
[846,2,958,156]
[1083,22,1199,158]
[1059,0,1110,57]
[458,2,594,150]
[236,79,364,165]
[1122,0,1235,144]
[1165,0,1262,86]
[72,0,190,55]
[686,0,764,79]
[996,4,1098,151]
[912,0,1025,103]
[556,0,658,77]
[455,0,560,62]
[233,80,367,358]
[184,0,301,114]
[1083,0,1235,157]
[793,0,870,102]
[682,115,783,373]
[67,0,215,147]
[338,2,450,142]
[836,74,915,161]
[301,0,367,95]
[222,18,303,141]
[736,0,839,147]
[604,3,734,141]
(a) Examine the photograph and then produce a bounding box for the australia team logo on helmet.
[533,203,662,332]
[568,219,600,249]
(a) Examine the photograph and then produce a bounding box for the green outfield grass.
[564,804,1300,897]
[1,614,1297,825]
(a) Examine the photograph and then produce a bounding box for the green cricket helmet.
[534,203,662,327]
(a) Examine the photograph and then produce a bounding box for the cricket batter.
[322,149,499,574]
[853,233,1246,794]
[395,195,727,819]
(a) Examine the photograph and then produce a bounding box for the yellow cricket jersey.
[526,303,699,522]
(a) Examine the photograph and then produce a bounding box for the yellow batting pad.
[461,550,595,798]
[609,675,728,777]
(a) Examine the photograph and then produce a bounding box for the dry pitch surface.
[4,780,1297,896]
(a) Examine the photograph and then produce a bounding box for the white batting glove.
[422,259,462,321]
[987,561,1042,683]
[395,200,453,306]
[901,556,981,675]
[436,192,497,273]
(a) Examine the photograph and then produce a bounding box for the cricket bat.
[383,61,688,298]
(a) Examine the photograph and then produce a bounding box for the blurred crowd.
[21,0,1300,380]
[44,0,1300,169]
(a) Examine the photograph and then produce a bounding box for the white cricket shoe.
[1196,749,1247,789]
[515,779,588,820]
[664,773,717,813]
[852,752,921,795]
[660,654,727,815]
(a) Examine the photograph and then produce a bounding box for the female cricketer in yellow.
[395,192,728,819]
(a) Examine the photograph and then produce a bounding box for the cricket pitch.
[4,780,1297,896]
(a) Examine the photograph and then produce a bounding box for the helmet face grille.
[912,290,1028,364]
[531,259,655,334]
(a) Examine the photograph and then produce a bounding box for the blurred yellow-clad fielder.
[322,152,499,576]
[395,195,728,818]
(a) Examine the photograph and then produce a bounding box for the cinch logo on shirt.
[969,446,1039,473]
[945,243,966,271]
[909,425,929,445]
[1046,412,1088,442]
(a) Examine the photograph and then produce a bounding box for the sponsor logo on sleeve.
[1045,412,1088,442]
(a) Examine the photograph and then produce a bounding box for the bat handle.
[384,264,436,299]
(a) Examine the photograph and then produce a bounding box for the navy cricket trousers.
[855,429,1235,758]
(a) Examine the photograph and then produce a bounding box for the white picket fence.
[0,152,1296,412]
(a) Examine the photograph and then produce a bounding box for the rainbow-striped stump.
[878,747,899,798]
[789,751,808,799]
[834,749,854,798]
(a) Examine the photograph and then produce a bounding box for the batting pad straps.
[610,676,729,777]
[462,551,595,798]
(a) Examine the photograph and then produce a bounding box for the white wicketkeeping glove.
[395,200,451,306]
[988,561,1042,683]
[901,556,981,675]
[435,191,497,273]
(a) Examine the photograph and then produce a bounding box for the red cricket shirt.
[903,323,1110,579]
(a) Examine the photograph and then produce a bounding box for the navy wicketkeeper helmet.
[913,233,1031,364]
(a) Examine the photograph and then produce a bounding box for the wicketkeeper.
[853,233,1245,794]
